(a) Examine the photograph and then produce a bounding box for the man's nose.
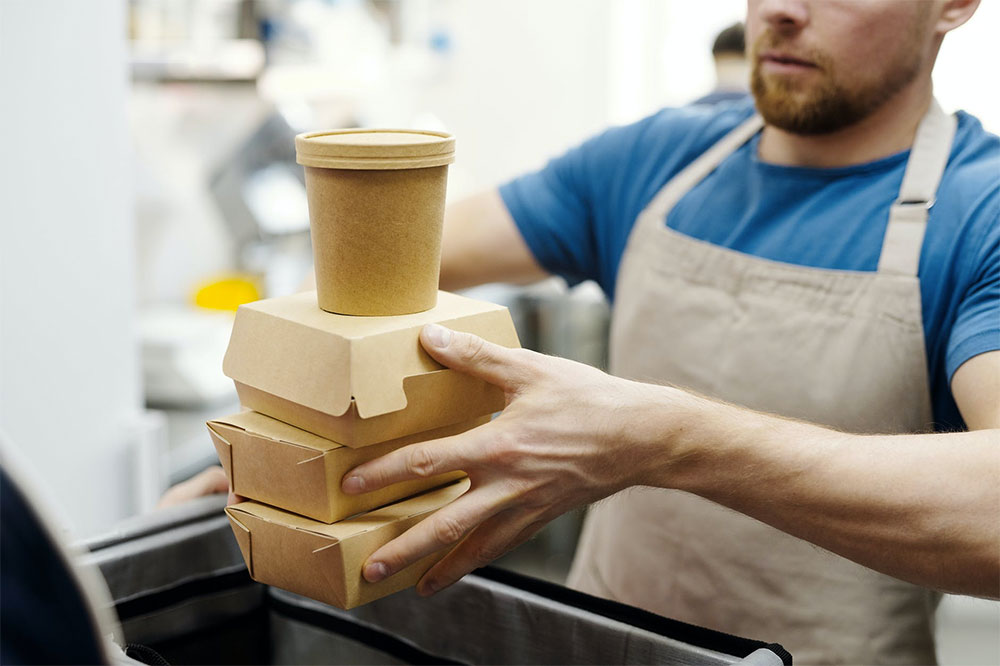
[751,0,810,36]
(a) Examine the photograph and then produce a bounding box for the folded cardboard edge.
[226,477,471,542]
[223,291,520,420]
[351,308,519,419]
[225,509,253,578]
[234,374,503,448]
[223,304,354,418]
[242,290,504,336]
[208,410,493,457]
[209,422,327,508]
[207,424,235,483]
[208,411,342,455]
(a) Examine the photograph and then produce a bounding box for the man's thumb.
[420,324,515,387]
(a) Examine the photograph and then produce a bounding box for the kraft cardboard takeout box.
[209,410,484,523]
[226,478,470,610]
[223,290,520,448]
[296,128,455,316]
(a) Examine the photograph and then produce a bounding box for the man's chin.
[755,105,851,135]
[752,83,858,135]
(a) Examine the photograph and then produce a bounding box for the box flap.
[228,504,349,607]
[349,305,517,419]
[209,411,344,454]
[207,422,235,481]
[223,291,519,419]
[225,507,254,578]
[311,540,349,608]
[228,478,470,541]
[223,296,354,417]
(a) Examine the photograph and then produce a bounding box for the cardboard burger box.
[226,478,470,610]
[222,290,520,448]
[208,410,485,523]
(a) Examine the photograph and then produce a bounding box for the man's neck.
[757,80,934,168]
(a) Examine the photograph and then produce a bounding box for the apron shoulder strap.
[638,114,764,230]
[877,99,958,277]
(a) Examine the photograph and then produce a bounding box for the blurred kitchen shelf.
[131,38,264,82]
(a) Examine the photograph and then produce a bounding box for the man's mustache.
[751,31,827,71]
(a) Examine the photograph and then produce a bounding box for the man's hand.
[156,466,230,509]
[340,326,1000,599]
[341,324,670,596]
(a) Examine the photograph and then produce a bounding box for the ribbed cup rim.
[295,129,455,170]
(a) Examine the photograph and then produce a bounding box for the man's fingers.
[416,512,548,596]
[420,324,523,388]
[156,466,230,509]
[342,431,480,494]
[361,489,503,583]
[194,466,231,494]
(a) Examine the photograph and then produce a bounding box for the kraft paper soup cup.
[295,129,455,316]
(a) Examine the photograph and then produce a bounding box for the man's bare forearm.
[439,190,548,291]
[647,389,1000,598]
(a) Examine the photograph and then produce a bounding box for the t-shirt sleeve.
[498,135,602,285]
[497,100,756,292]
[945,189,1000,381]
[498,119,655,285]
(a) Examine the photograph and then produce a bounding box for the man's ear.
[935,0,980,35]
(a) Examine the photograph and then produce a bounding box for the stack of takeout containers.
[208,129,520,609]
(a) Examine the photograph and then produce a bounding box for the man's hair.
[712,22,745,57]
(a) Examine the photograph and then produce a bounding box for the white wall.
[362,0,618,197]
[413,0,744,193]
[439,0,615,188]
[352,0,742,198]
[0,0,143,536]
[610,0,744,121]
[934,0,1000,132]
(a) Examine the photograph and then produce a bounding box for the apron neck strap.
[638,100,957,278]
[638,114,764,231]
[877,98,957,276]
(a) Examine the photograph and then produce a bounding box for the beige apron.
[567,101,956,664]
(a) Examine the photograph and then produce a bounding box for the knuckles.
[472,541,509,567]
[482,428,525,466]
[406,446,437,478]
[431,514,467,546]
[377,548,410,575]
[456,333,489,365]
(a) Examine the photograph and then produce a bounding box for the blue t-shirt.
[499,99,999,431]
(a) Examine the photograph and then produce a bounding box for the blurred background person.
[692,22,749,105]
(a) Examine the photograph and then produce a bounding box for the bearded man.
[339,1,999,662]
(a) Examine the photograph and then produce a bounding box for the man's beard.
[750,32,924,135]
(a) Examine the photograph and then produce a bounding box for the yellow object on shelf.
[194,275,261,311]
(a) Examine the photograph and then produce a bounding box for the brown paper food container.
[226,478,469,610]
[209,410,486,523]
[295,128,455,316]
[222,290,520,448]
